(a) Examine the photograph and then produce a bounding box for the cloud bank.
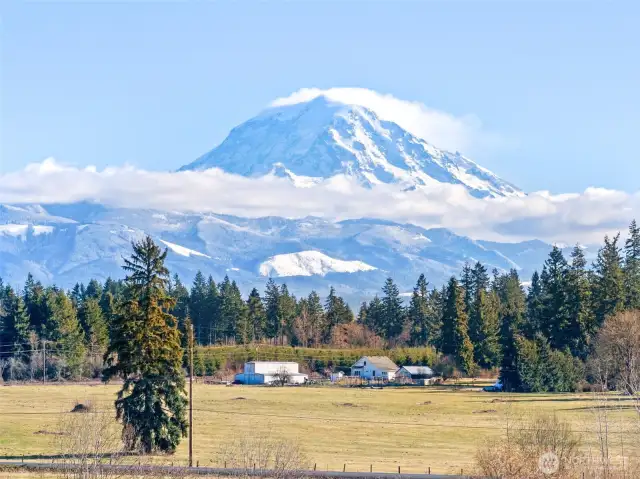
[270,87,503,154]
[1,159,638,245]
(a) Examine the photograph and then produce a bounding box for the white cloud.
[2,158,639,245]
[270,87,503,154]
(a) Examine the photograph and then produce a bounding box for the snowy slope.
[259,250,377,277]
[180,95,522,198]
[0,203,560,304]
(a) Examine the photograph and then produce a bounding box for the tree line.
[1,220,640,393]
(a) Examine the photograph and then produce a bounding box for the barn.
[396,365,436,384]
[234,361,308,385]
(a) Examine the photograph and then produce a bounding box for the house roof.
[247,361,300,365]
[357,356,399,371]
[400,365,435,376]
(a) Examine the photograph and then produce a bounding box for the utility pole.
[42,340,46,385]
[189,322,194,468]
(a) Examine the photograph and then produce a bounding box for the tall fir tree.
[539,246,571,350]
[168,274,190,324]
[246,288,266,341]
[497,270,527,392]
[381,278,405,340]
[525,271,544,338]
[408,274,430,346]
[189,271,208,344]
[592,234,625,325]
[441,277,460,356]
[204,276,220,344]
[0,288,31,361]
[324,286,353,339]
[79,297,109,354]
[306,291,325,346]
[565,245,596,359]
[471,289,501,369]
[441,277,475,372]
[42,288,86,377]
[103,236,187,453]
[623,220,640,309]
[264,279,281,340]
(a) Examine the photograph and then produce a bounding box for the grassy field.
[1,383,638,476]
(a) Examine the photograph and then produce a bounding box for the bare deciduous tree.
[219,431,307,479]
[272,366,291,386]
[593,310,640,396]
[54,406,124,479]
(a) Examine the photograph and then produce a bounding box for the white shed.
[350,356,399,381]
[234,361,308,385]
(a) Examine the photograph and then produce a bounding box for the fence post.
[428,466,430,474]
[314,464,317,471]
[343,464,346,472]
[370,465,373,473]
[398,466,401,474]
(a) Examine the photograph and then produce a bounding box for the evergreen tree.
[219,279,249,344]
[103,236,187,453]
[306,291,325,346]
[189,271,208,344]
[497,270,527,392]
[539,246,571,350]
[168,274,190,324]
[565,246,596,359]
[592,234,625,325]
[408,274,430,346]
[471,289,501,368]
[0,288,31,360]
[460,263,475,317]
[426,288,444,349]
[624,220,640,309]
[380,278,405,339]
[246,288,266,341]
[324,286,353,338]
[441,277,475,372]
[525,271,544,338]
[79,297,109,354]
[84,279,103,300]
[356,302,368,324]
[204,276,219,344]
[441,277,459,356]
[264,279,281,340]
[364,296,384,336]
[278,284,297,344]
[23,274,46,334]
[42,288,86,377]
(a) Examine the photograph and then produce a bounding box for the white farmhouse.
[350,356,399,381]
[234,361,308,385]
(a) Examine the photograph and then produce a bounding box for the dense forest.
[1,220,639,393]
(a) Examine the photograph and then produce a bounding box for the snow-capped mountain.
[0,203,557,304]
[180,95,522,198]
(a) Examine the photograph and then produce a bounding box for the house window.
[372,371,376,377]
[364,361,367,366]
[382,371,388,377]
[354,370,360,377]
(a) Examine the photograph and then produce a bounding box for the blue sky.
[1,1,639,193]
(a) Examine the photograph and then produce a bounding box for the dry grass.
[0,383,638,475]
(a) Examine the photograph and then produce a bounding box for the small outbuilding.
[350,356,399,381]
[234,361,308,385]
[396,365,436,384]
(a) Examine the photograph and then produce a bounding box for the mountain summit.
[180,93,522,198]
